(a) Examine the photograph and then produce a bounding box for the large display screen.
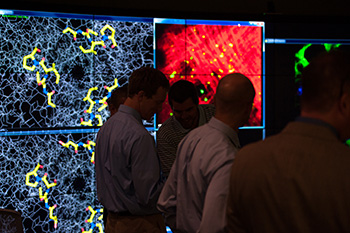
[0,9,265,232]
[155,18,264,127]
[264,18,350,135]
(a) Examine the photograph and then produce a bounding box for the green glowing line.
[294,44,312,79]
[324,43,341,52]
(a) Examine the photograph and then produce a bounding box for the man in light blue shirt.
[157,73,255,233]
[95,67,170,233]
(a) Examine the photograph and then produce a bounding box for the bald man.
[157,73,255,233]
[226,50,350,233]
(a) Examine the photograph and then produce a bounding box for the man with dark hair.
[102,84,128,228]
[226,50,350,233]
[157,80,215,177]
[157,73,255,232]
[107,84,128,116]
[95,67,170,233]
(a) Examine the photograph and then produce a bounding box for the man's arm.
[131,133,164,211]
[226,160,247,233]
[198,157,234,233]
[157,152,179,230]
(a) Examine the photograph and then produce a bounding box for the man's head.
[107,84,128,116]
[126,67,170,120]
[168,80,200,129]
[300,49,350,140]
[215,73,255,131]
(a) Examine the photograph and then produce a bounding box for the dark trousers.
[106,212,167,233]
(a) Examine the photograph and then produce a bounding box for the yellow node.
[100,24,115,36]
[97,212,103,221]
[94,41,105,48]
[79,45,97,55]
[53,68,60,84]
[105,78,119,92]
[39,187,48,201]
[36,71,46,87]
[83,87,98,101]
[109,36,118,47]
[42,175,57,189]
[96,115,103,126]
[100,96,108,103]
[49,205,58,225]
[63,141,79,151]
[23,56,36,71]
[96,223,103,233]
[25,163,41,187]
[39,59,49,73]
[90,152,95,164]
[81,120,93,126]
[47,92,56,108]
[97,104,107,112]
[87,206,97,223]
[86,102,95,114]
[23,48,39,71]
[82,29,98,38]
[63,27,77,38]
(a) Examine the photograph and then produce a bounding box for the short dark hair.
[128,67,169,98]
[301,49,350,112]
[108,84,128,109]
[168,80,199,108]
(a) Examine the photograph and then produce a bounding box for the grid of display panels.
[154,18,265,128]
[0,9,265,232]
[264,18,350,136]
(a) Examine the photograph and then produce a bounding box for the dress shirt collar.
[208,117,241,148]
[118,104,143,125]
[295,116,339,138]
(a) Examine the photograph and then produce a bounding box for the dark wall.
[3,0,350,145]
[4,0,350,18]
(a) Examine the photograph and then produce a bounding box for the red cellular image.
[156,23,263,126]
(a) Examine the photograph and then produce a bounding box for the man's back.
[95,105,163,215]
[227,121,350,233]
[157,104,215,176]
[159,117,240,232]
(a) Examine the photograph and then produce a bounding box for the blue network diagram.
[0,10,153,232]
[0,9,265,233]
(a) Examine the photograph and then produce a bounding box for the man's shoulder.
[198,104,215,121]
[199,104,215,112]
[158,117,177,134]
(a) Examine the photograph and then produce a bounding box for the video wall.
[0,9,265,232]
[155,19,264,126]
[264,18,350,135]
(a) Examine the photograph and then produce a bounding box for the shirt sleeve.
[157,154,178,230]
[130,133,164,212]
[226,162,247,233]
[198,157,234,233]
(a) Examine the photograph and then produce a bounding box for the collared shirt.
[157,117,240,233]
[227,120,350,233]
[296,116,339,138]
[95,105,164,215]
[157,104,215,176]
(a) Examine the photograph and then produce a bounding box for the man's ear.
[137,90,145,101]
[340,92,350,117]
